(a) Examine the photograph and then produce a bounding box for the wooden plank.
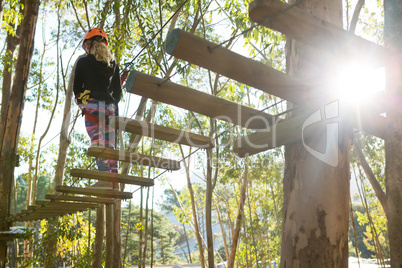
[35,202,100,210]
[45,194,115,204]
[248,0,389,67]
[165,29,308,103]
[112,117,215,149]
[233,111,325,157]
[128,71,275,129]
[87,147,181,171]
[70,168,154,187]
[234,106,387,157]
[55,186,133,199]
[350,111,387,140]
[34,200,99,207]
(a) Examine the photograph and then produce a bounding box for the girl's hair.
[92,40,113,67]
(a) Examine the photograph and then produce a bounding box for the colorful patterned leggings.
[84,100,118,173]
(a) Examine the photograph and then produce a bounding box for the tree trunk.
[206,148,214,268]
[0,28,20,154]
[227,165,248,268]
[0,1,40,266]
[384,0,402,266]
[280,1,350,267]
[180,146,206,268]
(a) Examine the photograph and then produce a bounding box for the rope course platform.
[87,146,181,170]
[113,117,215,149]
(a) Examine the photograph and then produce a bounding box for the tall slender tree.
[0,0,41,265]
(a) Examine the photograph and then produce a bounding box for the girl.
[73,27,121,190]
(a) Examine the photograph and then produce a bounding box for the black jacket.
[73,54,121,104]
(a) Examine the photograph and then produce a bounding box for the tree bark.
[384,0,402,266]
[0,27,20,154]
[280,1,350,267]
[0,1,40,266]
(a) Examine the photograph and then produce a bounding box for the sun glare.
[331,64,385,104]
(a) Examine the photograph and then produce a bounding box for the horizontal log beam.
[234,105,387,157]
[87,146,181,171]
[45,194,115,204]
[128,71,275,129]
[55,186,133,199]
[233,111,326,157]
[249,0,390,67]
[70,169,154,187]
[113,117,215,149]
[166,29,308,103]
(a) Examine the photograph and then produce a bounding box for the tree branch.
[352,139,387,214]
[70,0,86,32]
[349,0,365,33]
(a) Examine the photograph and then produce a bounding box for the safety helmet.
[82,27,108,49]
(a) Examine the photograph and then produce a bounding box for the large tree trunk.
[0,1,40,266]
[384,0,402,266]
[280,1,350,267]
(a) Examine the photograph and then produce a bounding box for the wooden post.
[92,206,105,268]
[105,204,114,268]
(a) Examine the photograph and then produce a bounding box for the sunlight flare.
[330,64,385,104]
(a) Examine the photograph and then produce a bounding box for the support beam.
[113,117,215,149]
[248,0,389,67]
[233,111,325,157]
[234,106,387,157]
[55,186,133,199]
[70,169,154,187]
[166,29,308,103]
[128,71,274,129]
[87,146,181,171]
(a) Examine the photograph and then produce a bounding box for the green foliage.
[121,202,181,265]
